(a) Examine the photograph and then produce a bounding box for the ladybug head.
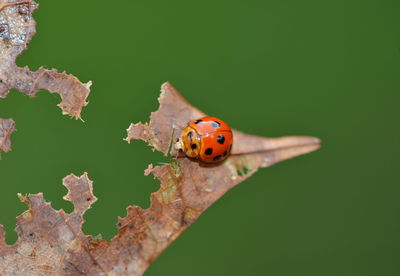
[175,126,201,159]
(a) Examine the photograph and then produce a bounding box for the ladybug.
[175,116,233,163]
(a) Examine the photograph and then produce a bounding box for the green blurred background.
[0,0,399,275]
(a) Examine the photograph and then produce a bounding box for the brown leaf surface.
[0,173,100,275]
[0,117,15,152]
[0,83,319,275]
[126,82,321,167]
[0,0,91,151]
[121,82,320,274]
[0,0,91,118]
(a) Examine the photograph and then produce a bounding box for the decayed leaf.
[0,0,91,151]
[126,83,320,168]
[0,173,102,275]
[0,117,15,152]
[0,83,319,275]
[0,0,91,118]
[121,82,320,274]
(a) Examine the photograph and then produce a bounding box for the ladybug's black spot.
[205,148,213,155]
[187,131,193,138]
[191,144,197,149]
[194,119,203,124]
[223,151,228,156]
[213,155,222,161]
[212,121,221,128]
[217,135,225,144]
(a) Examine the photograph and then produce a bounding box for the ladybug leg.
[0,1,32,12]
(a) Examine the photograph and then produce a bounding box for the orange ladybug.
[175,116,233,163]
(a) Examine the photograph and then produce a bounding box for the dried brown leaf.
[0,117,15,152]
[0,83,320,275]
[0,1,91,152]
[0,173,100,275]
[121,82,320,274]
[0,0,91,118]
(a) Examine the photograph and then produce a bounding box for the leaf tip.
[125,122,149,144]
[62,173,97,213]
[144,163,154,176]
[17,193,29,205]
[85,80,93,90]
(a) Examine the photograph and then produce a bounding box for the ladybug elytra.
[175,116,233,163]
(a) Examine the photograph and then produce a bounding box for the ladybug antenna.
[167,126,178,156]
